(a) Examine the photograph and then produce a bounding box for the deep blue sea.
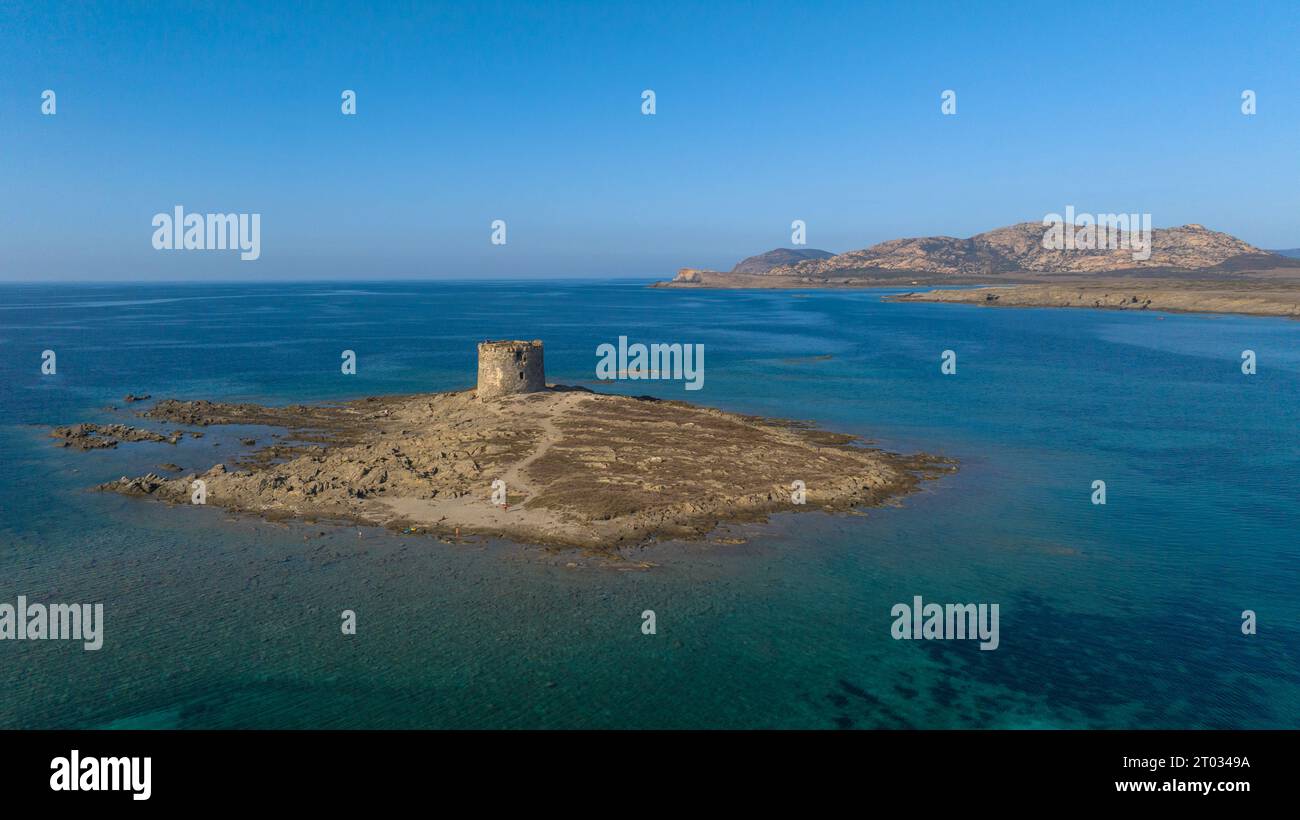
[1,281,1297,728]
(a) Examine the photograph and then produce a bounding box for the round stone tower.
[476,340,545,399]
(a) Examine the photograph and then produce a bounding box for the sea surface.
[1,280,1297,729]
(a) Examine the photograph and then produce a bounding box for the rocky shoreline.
[50,423,185,450]
[61,388,954,552]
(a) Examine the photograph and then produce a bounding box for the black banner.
[6,729,1283,806]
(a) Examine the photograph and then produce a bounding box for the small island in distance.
[659,221,1300,318]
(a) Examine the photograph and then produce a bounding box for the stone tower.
[476,340,545,399]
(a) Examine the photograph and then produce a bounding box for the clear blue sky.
[1,0,1297,280]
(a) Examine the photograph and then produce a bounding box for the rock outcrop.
[671,268,712,283]
[50,423,182,450]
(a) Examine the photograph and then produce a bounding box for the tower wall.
[476,340,545,399]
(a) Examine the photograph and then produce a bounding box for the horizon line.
[0,275,667,286]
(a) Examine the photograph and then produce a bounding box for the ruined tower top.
[476,340,545,399]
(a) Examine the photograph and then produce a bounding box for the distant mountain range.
[671,223,1298,284]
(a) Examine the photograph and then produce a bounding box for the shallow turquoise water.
[1,281,1297,728]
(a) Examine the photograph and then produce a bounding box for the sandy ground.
[656,269,1300,319]
[884,279,1300,318]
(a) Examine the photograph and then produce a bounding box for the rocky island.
[64,341,952,552]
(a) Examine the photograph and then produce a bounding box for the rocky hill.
[731,248,834,274]
[762,223,1275,277]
